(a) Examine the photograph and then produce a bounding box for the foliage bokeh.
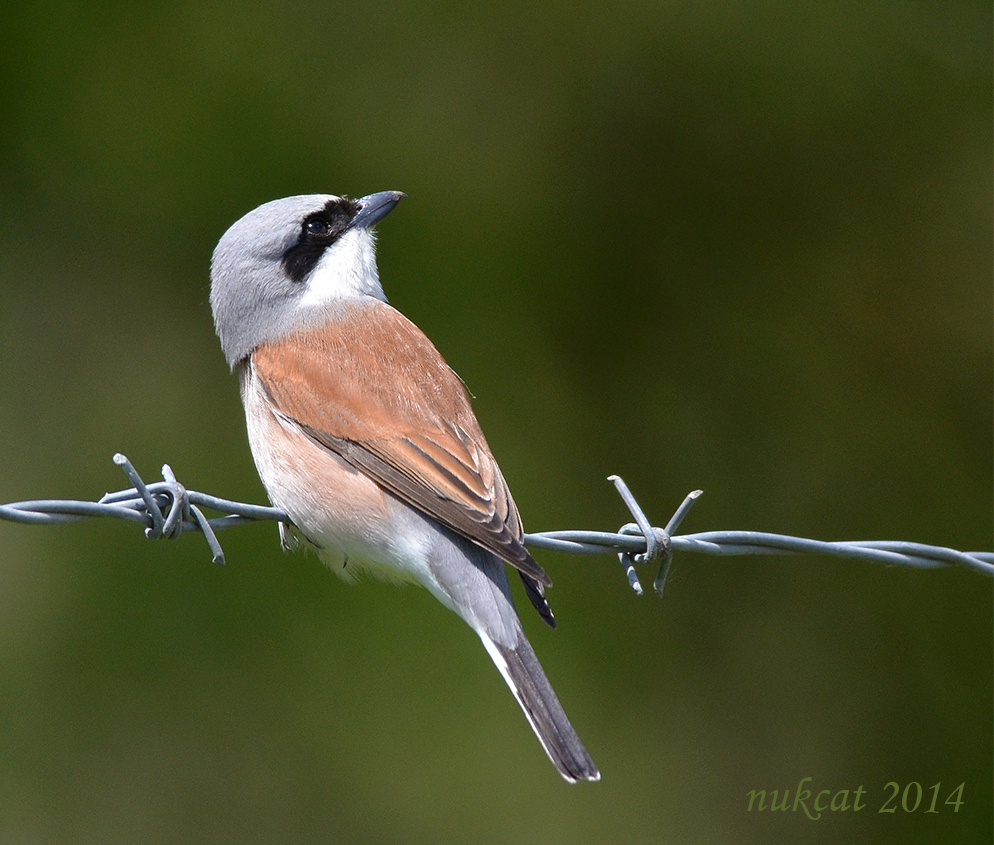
[0,2,990,842]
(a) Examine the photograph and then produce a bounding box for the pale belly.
[240,364,440,591]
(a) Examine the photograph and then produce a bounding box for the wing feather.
[251,299,551,588]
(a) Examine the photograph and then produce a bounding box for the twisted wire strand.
[1,454,990,593]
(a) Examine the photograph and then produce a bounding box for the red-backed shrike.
[210,192,599,782]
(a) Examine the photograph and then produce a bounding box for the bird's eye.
[304,216,330,237]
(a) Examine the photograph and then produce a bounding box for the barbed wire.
[1,454,990,595]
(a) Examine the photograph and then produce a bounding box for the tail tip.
[563,766,602,784]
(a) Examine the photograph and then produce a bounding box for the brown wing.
[251,299,551,588]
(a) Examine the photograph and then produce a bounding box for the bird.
[209,191,600,783]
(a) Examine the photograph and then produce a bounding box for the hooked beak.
[351,191,406,230]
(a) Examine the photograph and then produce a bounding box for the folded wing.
[250,300,553,599]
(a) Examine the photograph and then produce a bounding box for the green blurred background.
[0,2,990,842]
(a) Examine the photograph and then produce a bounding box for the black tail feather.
[484,632,600,783]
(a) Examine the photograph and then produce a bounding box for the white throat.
[299,228,386,306]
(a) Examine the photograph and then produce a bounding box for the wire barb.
[608,475,675,596]
[0,455,991,584]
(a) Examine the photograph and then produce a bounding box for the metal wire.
[1,454,990,592]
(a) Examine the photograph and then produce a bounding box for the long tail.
[423,522,600,782]
[479,630,600,783]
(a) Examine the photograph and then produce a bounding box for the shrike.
[210,191,599,782]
